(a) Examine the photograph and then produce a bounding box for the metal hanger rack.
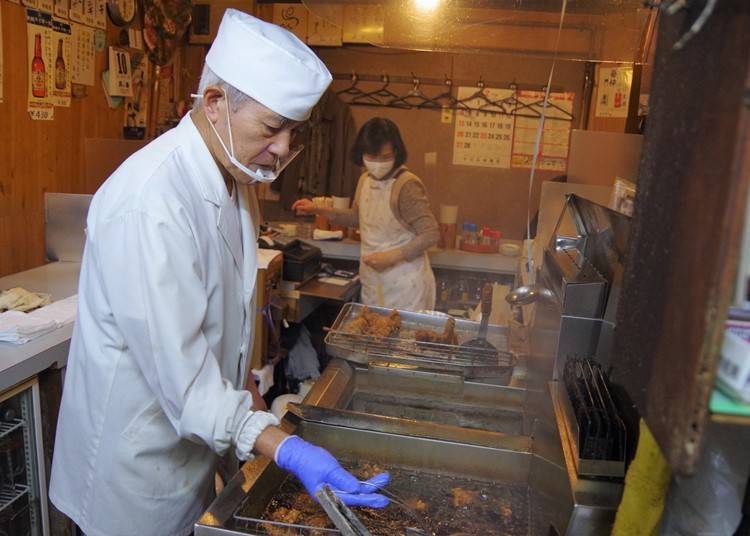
[333,72,574,122]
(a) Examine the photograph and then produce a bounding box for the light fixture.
[414,0,440,13]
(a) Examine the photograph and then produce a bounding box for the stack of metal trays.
[324,304,516,381]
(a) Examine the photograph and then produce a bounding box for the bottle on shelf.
[31,33,46,98]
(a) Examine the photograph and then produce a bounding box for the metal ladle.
[505,284,554,306]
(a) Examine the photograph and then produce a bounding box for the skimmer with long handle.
[460,283,497,354]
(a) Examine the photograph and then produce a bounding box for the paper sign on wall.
[307,5,343,46]
[108,46,132,97]
[511,90,574,172]
[83,0,95,26]
[51,19,72,107]
[22,0,41,10]
[452,86,515,169]
[273,4,307,42]
[39,0,54,14]
[70,22,95,85]
[69,0,84,22]
[94,0,106,29]
[123,52,149,137]
[342,5,383,44]
[595,65,632,118]
[54,0,69,19]
[27,9,55,120]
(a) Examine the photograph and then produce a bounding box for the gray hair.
[194,64,255,112]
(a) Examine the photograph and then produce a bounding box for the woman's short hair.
[350,118,408,168]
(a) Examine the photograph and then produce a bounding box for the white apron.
[359,172,436,311]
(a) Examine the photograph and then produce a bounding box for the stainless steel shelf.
[0,484,30,515]
[0,418,24,441]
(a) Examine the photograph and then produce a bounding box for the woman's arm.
[395,180,440,260]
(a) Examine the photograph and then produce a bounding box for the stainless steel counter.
[0,261,80,392]
[290,235,522,275]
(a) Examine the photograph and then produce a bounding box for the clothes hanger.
[457,78,505,116]
[430,76,469,111]
[335,72,378,104]
[352,73,401,106]
[523,86,574,121]
[493,82,540,120]
[388,75,439,110]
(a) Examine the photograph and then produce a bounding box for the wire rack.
[0,419,24,441]
[324,304,515,376]
[0,484,29,515]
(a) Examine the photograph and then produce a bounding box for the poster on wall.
[342,5,383,44]
[452,86,515,169]
[51,19,72,107]
[70,22,95,85]
[595,65,632,118]
[123,52,149,139]
[69,0,84,22]
[511,90,574,172]
[273,4,307,42]
[54,0,69,19]
[27,9,55,120]
[307,5,343,46]
[108,46,133,97]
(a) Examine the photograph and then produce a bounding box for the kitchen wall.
[0,3,143,277]
[269,46,588,239]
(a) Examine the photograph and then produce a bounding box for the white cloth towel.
[0,295,78,344]
[0,311,58,344]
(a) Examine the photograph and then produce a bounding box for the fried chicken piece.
[263,507,301,536]
[451,487,478,508]
[367,309,401,339]
[357,462,384,480]
[345,306,374,335]
[415,317,458,345]
[405,497,429,512]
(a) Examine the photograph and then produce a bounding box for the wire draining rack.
[324,303,516,380]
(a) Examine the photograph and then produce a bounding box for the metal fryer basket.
[324,303,515,379]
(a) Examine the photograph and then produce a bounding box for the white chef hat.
[205,9,332,122]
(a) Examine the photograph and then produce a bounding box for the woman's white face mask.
[363,159,395,180]
[193,90,303,184]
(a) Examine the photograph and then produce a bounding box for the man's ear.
[202,86,225,123]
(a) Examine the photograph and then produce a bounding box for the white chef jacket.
[49,114,272,536]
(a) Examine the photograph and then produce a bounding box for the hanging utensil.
[461,283,498,355]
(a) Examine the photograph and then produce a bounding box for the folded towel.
[0,311,58,344]
[0,295,78,344]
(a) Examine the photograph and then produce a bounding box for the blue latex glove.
[275,436,390,508]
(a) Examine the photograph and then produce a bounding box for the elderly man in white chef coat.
[49,10,388,536]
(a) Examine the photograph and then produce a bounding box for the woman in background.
[293,118,438,311]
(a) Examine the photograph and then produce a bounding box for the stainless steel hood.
[302,0,654,63]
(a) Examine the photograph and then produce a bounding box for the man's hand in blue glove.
[275,435,390,508]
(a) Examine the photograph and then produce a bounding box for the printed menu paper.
[70,22,95,85]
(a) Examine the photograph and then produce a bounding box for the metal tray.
[325,303,515,380]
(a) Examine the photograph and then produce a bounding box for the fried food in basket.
[415,317,459,345]
[345,307,401,339]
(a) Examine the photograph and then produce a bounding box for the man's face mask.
[195,90,303,184]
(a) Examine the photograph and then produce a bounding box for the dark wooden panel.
[611,0,750,474]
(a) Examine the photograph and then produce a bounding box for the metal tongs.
[315,485,372,536]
